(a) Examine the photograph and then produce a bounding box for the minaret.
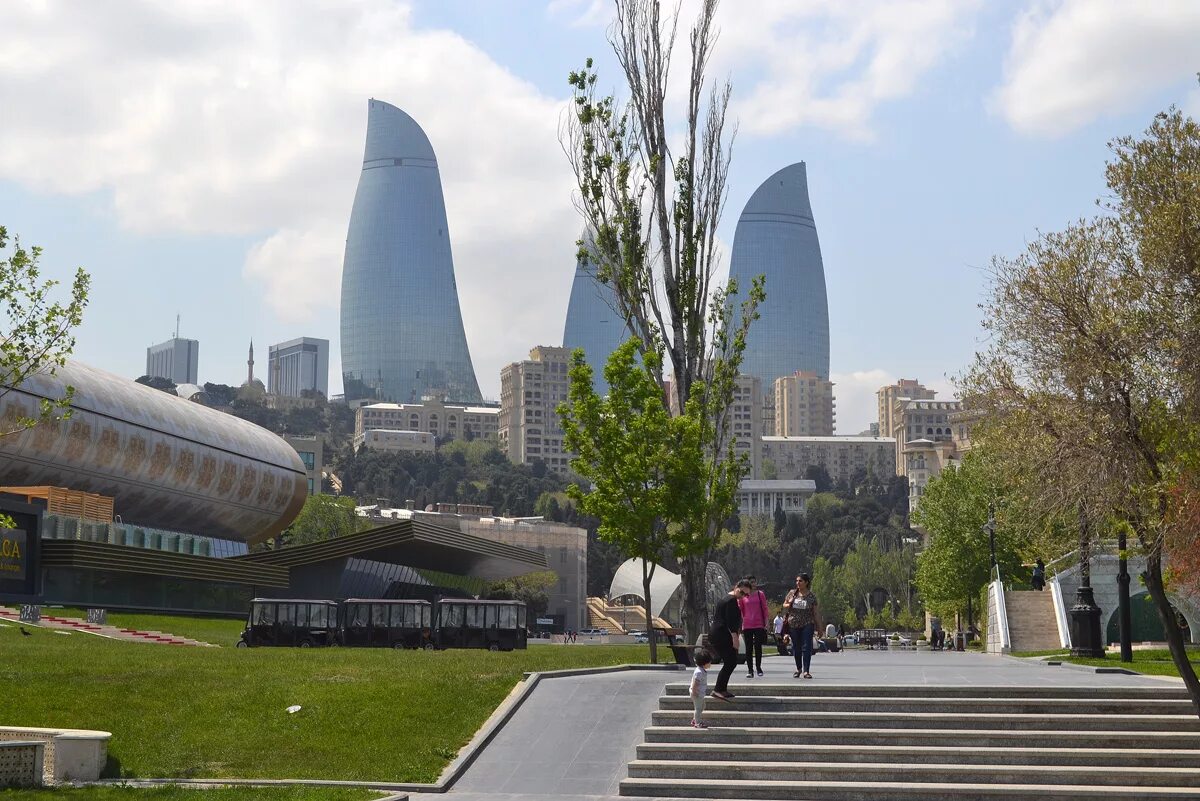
[247,340,255,385]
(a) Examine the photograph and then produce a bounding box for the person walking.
[1031,558,1046,591]
[710,579,751,700]
[689,649,712,728]
[784,573,822,679]
[738,575,770,678]
[773,610,787,655]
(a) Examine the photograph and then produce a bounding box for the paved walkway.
[410,649,1169,801]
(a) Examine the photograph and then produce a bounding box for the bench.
[0,727,111,785]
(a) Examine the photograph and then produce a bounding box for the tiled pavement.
[408,648,1172,801]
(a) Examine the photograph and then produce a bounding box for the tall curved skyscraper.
[728,162,830,386]
[562,236,629,395]
[340,99,482,403]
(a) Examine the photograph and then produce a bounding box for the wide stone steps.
[649,708,1200,731]
[635,742,1200,768]
[620,777,1200,800]
[642,725,1200,750]
[656,694,1195,715]
[622,684,1200,800]
[661,683,1190,699]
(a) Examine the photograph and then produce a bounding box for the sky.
[2,0,1199,433]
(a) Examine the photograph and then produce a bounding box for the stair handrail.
[1049,574,1071,648]
[1045,539,1121,577]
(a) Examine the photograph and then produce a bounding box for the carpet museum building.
[0,362,543,613]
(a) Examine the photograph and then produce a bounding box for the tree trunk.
[679,552,709,643]
[1142,551,1200,717]
[642,562,657,665]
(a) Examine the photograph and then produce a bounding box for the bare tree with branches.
[562,0,763,640]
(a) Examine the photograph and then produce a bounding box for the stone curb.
[81,662,683,797]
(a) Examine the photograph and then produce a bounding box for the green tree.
[563,0,764,640]
[1,225,89,438]
[280,494,363,547]
[559,339,703,663]
[964,106,1200,712]
[912,452,1023,624]
[486,570,558,620]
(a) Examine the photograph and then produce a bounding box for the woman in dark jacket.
[710,579,752,700]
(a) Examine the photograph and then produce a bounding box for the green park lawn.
[1066,647,1200,677]
[0,788,380,801]
[41,607,247,647]
[0,618,666,786]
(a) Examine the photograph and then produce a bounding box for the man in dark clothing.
[709,579,751,700]
[1031,559,1046,591]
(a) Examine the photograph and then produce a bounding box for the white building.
[356,429,435,454]
[760,436,897,487]
[736,479,816,517]
[268,337,330,399]
[355,400,500,445]
[146,337,199,385]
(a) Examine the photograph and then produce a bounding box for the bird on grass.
[20,627,32,636]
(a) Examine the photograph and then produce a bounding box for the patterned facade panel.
[0,361,307,544]
[729,162,831,386]
[340,99,482,404]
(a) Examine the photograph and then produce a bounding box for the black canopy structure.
[234,517,547,581]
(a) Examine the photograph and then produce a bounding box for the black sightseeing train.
[235,597,528,651]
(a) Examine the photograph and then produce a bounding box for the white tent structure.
[607,559,682,621]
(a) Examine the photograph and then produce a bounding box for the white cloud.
[546,0,979,139]
[993,0,1200,137]
[830,368,891,434]
[0,1,579,398]
[717,0,980,139]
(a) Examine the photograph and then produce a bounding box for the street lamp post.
[984,502,998,580]
[1117,526,1132,663]
[1069,503,1105,658]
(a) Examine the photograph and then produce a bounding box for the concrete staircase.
[586,597,673,634]
[1006,590,1062,652]
[620,683,1200,799]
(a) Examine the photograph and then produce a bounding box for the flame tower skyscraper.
[728,162,830,386]
[340,99,482,403]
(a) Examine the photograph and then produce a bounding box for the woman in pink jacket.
[737,575,770,678]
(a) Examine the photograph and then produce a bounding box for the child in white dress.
[690,649,713,728]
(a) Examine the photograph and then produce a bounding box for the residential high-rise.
[339,99,482,404]
[499,346,572,474]
[877,378,937,441]
[774,369,836,436]
[268,337,330,399]
[146,337,199,385]
[728,162,830,387]
[562,236,629,394]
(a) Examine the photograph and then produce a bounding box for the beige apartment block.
[891,398,963,478]
[731,374,763,477]
[499,346,573,475]
[759,435,896,487]
[354,399,499,446]
[774,370,836,436]
[876,378,937,441]
[356,429,435,454]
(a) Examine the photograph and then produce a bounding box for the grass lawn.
[0,618,668,785]
[1011,649,1071,658]
[0,788,380,800]
[1066,648,1200,677]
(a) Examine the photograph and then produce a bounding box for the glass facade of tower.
[340,99,482,404]
[728,162,830,386]
[562,246,629,395]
